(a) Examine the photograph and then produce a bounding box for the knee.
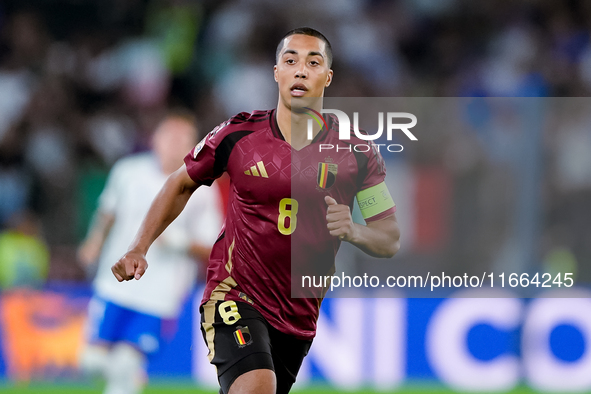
[228,369,276,394]
[105,343,145,380]
[78,344,109,376]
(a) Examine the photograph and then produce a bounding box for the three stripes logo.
[233,326,252,347]
[244,161,269,178]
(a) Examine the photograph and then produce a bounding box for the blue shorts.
[86,296,175,355]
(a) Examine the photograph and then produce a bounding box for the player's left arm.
[325,195,400,258]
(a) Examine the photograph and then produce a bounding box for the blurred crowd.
[0,0,590,287]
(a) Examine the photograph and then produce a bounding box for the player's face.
[274,34,333,110]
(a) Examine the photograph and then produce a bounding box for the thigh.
[269,327,312,394]
[201,299,275,394]
[121,309,164,355]
[86,297,123,344]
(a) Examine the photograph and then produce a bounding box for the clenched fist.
[325,196,358,242]
[111,251,148,281]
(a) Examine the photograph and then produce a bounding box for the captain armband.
[356,182,396,220]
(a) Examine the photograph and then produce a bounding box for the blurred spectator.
[0,211,49,290]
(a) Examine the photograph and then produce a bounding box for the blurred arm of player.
[190,243,213,263]
[78,211,115,267]
[325,196,400,258]
[111,165,199,281]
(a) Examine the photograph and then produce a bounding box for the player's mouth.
[290,83,308,97]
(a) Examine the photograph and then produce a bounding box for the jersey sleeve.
[185,111,262,186]
[356,142,396,222]
[183,119,231,186]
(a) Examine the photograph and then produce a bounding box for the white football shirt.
[93,153,223,318]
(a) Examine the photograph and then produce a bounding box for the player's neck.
[276,102,323,150]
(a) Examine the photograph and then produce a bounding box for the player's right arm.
[78,211,115,267]
[112,113,252,281]
[111,165,199,281]
[79,158,125,268]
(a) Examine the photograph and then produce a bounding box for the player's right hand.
[111,251,148,282]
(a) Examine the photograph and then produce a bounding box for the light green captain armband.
[356,182,396,220]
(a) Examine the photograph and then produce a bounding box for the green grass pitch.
[0,382,543,394]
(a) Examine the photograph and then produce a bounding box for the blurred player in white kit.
[77,111,224,394]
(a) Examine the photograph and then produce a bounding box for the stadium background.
[0,0,591,393]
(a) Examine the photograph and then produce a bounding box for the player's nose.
[295,67,308,78]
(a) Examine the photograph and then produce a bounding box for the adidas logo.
[244,161,268,178]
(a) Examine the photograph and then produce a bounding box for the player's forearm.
[85,212,115,248]
[128,167,198,255]
[78,212,115,265]
[348,217,400,258]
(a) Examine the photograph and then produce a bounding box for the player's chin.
[288,95,320,110]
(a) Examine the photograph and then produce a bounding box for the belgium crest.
[317,162,338,189]
[233,326,253,347]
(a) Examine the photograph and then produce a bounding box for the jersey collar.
[271,108,332,144]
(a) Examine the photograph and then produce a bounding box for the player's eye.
[286,58,296,64]
[310,60,319,66]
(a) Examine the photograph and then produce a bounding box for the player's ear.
[273,65,278,82]
[325,69,333,88]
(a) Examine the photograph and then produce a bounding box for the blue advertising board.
[0,286,589,391]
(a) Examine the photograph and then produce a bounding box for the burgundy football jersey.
[184,109,394,340]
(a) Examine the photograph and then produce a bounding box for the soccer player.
[78,111,223,394]
[112,28,400,394]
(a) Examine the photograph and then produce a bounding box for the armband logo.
[356,182,395,219]
[358,195,377,210]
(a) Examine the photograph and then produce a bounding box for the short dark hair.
[158,107,199,141]
[164,107,197,129]
[275,27,333,67]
